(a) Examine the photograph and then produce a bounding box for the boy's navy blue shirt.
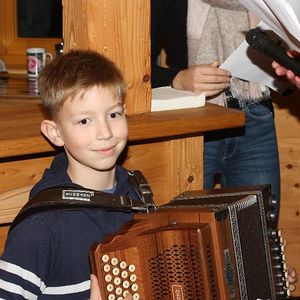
[0,152,137,299]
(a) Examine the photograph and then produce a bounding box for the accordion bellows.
[90,186,289,300]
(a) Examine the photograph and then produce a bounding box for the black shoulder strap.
[10,170,156,231]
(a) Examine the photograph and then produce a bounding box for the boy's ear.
[41,120,64,147]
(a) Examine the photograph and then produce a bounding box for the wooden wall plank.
[274,90,300,296]
[63,0,151,114]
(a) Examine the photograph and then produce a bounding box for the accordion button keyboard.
[100,254,140,300]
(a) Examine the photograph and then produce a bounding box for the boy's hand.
[287,265,298,293]
[90,274,133,300]
[90,274,102,300]
[282,238,298,293]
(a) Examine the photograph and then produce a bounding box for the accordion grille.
[149,243,218,299]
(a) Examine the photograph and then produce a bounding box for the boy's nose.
[96,120,113,140]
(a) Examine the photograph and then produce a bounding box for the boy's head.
[39,50,128,188]
[38,49,126,120]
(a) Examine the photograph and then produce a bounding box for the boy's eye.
[78,118,89,125]
[108,111,123,119]
[109,113,118,119]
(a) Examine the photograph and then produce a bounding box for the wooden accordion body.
[90,186,288,300]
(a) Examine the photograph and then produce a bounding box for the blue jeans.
[204,100,281,222]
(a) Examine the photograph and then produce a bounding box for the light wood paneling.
[274,90,300,296]
[62,0,151,114]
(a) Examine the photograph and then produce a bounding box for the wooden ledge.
[0,99,244,159]
[128,103,244,141]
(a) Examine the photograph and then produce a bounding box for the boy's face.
[54,86,128,176]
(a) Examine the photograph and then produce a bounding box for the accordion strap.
[10,170,155,231]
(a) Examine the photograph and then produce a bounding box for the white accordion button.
[111,258,119,266]
[114,277,121,285]
[102,254,110,263]
[123,290,130,297]
[103,264,111,272]
[115,287,123,295]
[106,284,114,292]
[128,264,136,272]
[120,261,127,269]
[121,271,128,278]
[131,283,138,292]
[108,294,115,300]
[122,280,130,288]
[112,267,120,276]
[133,293,140,300]
[129,274,137,282]
[105,274,112,282]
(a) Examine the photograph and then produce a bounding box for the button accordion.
[89,186,290,300]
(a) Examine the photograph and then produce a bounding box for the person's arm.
[272,50,300,90]
[150,0,188,88]
[0,219,54,299]
[150,0,229,96]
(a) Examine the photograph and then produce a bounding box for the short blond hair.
[38,49,126,119]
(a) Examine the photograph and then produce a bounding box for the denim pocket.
[246,101,274,120]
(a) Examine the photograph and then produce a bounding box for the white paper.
[221,0,300,92]
[221,24,288,93]
[151,87,205,112]
[239,0,300,49]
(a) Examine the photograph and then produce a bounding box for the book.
[151,86,205,112]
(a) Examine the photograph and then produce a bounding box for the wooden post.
[62,0,151,114]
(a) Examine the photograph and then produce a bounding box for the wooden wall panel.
[0,227,9,254]
[274,90,300,296]
[0,157,54,223]
[124,137,203,206]
[62,0,151,114]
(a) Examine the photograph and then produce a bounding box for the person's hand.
[172,61,230,97]
[281,238,298,293]
[90,274,102,300]
[90,274,133,300]
[287,265,298,293]
[272,50,300,90]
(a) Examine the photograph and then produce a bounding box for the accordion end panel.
[90,220,220,300]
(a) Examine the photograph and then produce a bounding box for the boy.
[0,50,139,299]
